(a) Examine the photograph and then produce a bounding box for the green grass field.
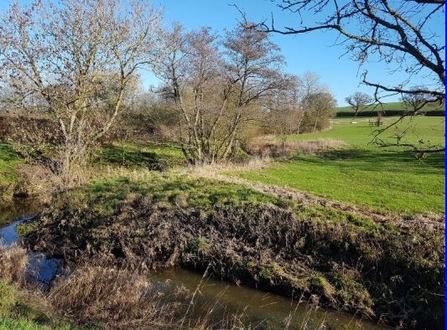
[336,101,444,114]
[287,116,445,148]
[233,116,445,215]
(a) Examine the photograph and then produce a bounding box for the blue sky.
[1,0,444,106]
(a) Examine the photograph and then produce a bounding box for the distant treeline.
[336,109,445,117]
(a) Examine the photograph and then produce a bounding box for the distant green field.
[288,116,445,149]
[232,116,445,215]
[337,101,444,114]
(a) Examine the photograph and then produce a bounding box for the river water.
[0,200,61,287]
[153,269,387,329]
[0,201,387,329]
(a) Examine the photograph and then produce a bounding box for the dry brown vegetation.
[48,265,179,329]
[246,136,347,158]
[0,245,266,329]
[0,243,28,285]
[22,189,444,329]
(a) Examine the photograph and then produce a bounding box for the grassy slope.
[233,116,445,214]
[0,143,22,186]
[288,116,445,147]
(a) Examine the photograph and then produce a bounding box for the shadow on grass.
[290,148,444,175]
[96,144,162,168]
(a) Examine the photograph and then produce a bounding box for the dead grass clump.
[13,164,63,203]
[47,265,178,329]
[0,243,28,284]
[288,139,347,155]
[185,156,271,177]
[247,138,347,158]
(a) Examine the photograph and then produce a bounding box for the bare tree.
[268,74,303,147]
[0,0,163,180]
[155,24,290,164]
[401,86,434,114]
[295,72,336,133]
[345,92,373,116]
[154,26,225,164]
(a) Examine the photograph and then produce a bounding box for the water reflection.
[152,268,388,330]
[0,206,61,289]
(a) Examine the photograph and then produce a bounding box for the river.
[0,200,388,329]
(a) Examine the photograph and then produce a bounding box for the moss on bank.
[20,174,445,329]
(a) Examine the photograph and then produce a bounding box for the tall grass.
[0,244,56,329]
[0,243,28,284]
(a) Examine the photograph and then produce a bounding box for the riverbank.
[19,172,445,329]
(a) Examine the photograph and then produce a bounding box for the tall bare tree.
[154,26,225,164]
[294,72,335,133]
[155,24,290,164]
[268,74,303,146]
[0,0,163,180]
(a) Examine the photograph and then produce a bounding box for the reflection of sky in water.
[0,217,28,246]
[0,216,61,287]
[27,252,61,285]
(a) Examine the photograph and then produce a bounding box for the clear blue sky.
[1,0,444,106]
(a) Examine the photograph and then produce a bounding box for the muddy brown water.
[0,200,388,329]
[153,268,387,329]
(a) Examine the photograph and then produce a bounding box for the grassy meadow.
[232,116,445,215]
